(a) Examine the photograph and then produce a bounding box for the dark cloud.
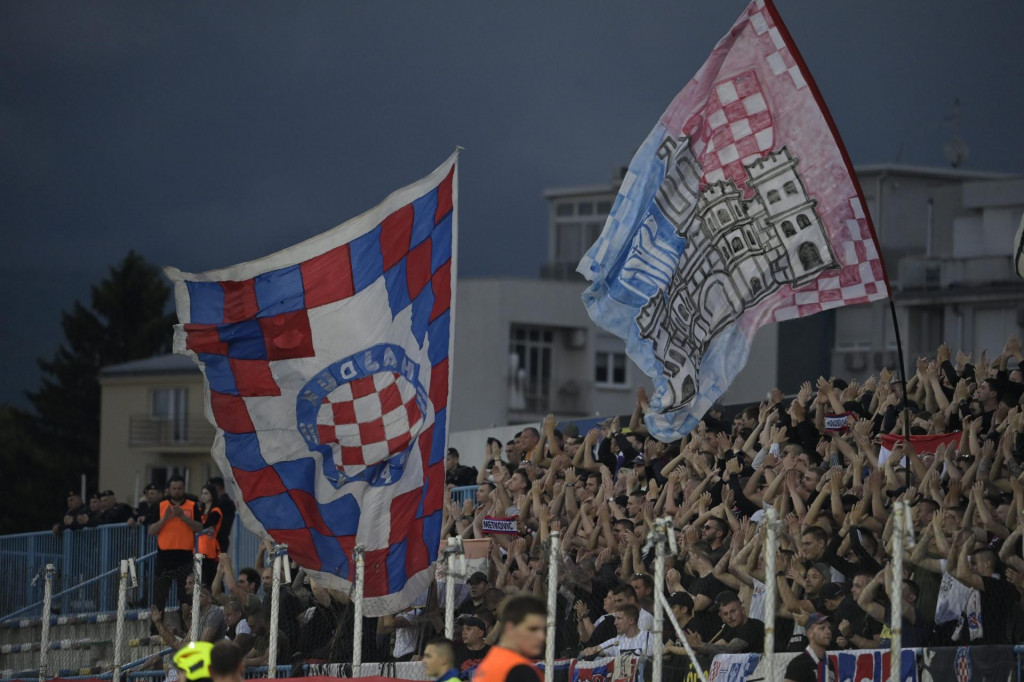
[2,1,1022,406]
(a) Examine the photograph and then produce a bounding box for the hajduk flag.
[578,0,889,439]
[166,152,458,615]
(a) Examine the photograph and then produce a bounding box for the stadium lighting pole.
[353,545,365,677]
[763,507,779,682]
[38,564,55,682]
[544,531,559,682]
[190,554,203,642]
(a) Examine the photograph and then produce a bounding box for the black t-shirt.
[583,613,617,649]
[785,649,835,682]
[455,644,491,677]
[687,574,726,636]
[716,618,764,653]
[506,664,540,682]
[217,494,236,550]
[833,598,880,646]
[980,575,1019,644]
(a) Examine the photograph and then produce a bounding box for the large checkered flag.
[578,0,889,439]
[166,152,457,615]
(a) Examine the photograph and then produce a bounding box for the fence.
[0,518,266,622]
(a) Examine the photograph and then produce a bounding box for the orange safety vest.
[158,498,198,551]
[472,646,541,682]
[197,506,222,558]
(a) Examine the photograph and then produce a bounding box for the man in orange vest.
[473,594,545,682]
[148,474,203,616]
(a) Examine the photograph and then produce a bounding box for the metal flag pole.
[890,502,905,682]
[190,554,203,641]
[645,519,674,682]
[763,507,779,682]
[544,531,560,682]
[353,545,365,677]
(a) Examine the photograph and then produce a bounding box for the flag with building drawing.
[578,0,889,439]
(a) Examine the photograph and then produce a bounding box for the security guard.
[423,637,461,682]
[149,475,203,615]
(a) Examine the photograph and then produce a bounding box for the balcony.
[128,414,216,448]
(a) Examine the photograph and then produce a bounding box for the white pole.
[134,474,140,507]
[80,474,86,502]
[445,537,462,640]
[268,553,282,679]
[190,554,203,641]
[544,531,559,682]
[890,502,905,682]
[353,545,365,677]
[655,590,708,682]
[112,560,129,682]
[652,525,665,682]
[39,564,55,682]
[763,507,779,682]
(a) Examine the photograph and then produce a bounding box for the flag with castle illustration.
[166,152,457,615]
[578,0,889,438]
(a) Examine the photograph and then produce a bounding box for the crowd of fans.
[44,336,1024,676]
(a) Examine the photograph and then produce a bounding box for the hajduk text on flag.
[166,152,458,616]
[578,0,889,439]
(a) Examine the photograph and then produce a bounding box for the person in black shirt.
[951,543,1022,644]
[785,612,837,682]
[135,484,162,526]
[207,477,236,553]
[53,491,86,533]
[688,591,764,655]
[454,615,491,678]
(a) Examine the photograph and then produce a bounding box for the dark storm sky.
[2,1,1023,408]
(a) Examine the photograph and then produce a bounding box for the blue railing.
[0,519,266,621]
[450,485,479,507]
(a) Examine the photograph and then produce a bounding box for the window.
[781,221,796,237]
[597,201,612,214]
[556,222,583,263]
[578,202,594,216]
[731,237,743,252]
[716,208,730,224]
[798,242,824,269]
[595,351,627,386]
[750,277,763,294]
[151,388,188,442]
[797,214,812,229]
[148,465,190,492]
[510,325,553,411]
[556,202,574,217]
[767,190,781,204]
[783,180,798,196]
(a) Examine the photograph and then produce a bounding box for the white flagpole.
[890,502,905,682]
[763,507,779,682]
[353,545,365,677]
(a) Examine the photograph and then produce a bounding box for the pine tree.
[22,251,176,502]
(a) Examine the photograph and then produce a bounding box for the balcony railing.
[128,414,216,448]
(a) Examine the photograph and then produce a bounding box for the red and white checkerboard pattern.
[683,69,774,190]
[316,372,424,469]
[746,0,808,91]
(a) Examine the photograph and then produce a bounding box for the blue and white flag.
[166,152,458,616]
[578,0,888,439]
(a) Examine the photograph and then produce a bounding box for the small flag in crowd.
[166,152,458,616]
[878,432,961,467]
[578,0,888,439]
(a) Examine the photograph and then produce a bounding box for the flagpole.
[887,299,913,492]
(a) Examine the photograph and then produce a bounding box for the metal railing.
[128,414,216,448]
[0,518,266,621]
[449,485,479,507]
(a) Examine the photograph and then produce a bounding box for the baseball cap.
[457,615,486,630]
[467,571,489,585]
[821,583,846,600]
[89,492,101,501]
[143,483,159,493]
[805,612,831,629]
[667,592,694,610]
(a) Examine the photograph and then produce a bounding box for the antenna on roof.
[942,98,969,168]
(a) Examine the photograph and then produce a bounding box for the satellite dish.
[1014,211,1024,279]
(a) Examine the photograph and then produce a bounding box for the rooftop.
[100,353,199,377]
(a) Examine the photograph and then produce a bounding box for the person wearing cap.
[784,612,837,682]
[149,475,202,618]
[456,571,491,618]
[53,491,86,534]
[423,637,461,682]
[455,614,492,674]
[95,490,136,526]
[206,477,235,553]
[446,448,479,487]
[687,591,764,655]
[172,641,214,682]
[136,484,162,526]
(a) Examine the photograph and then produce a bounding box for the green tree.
[19,251,175,525]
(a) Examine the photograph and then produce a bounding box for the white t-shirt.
[596,630,654,657]
[638,608,654,632]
